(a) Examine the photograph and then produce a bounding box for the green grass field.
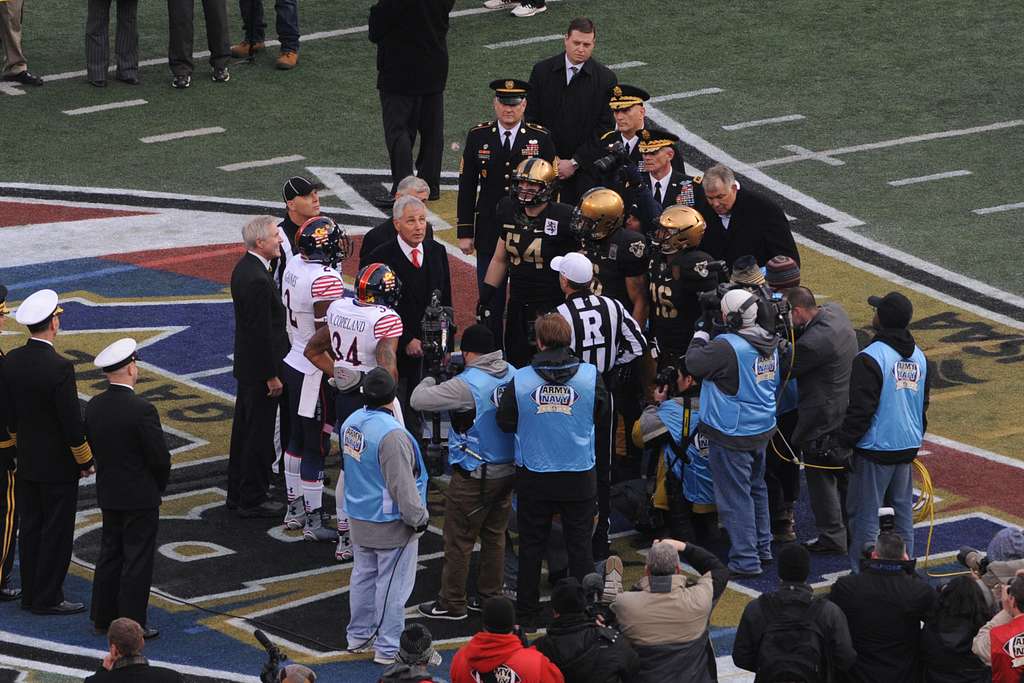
[1,0,1021,297]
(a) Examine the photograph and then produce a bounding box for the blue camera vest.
[658,399,714,506]
[512,363,597,473]
[447,365,516,471]
[856,341,927,452]
[342,407,428,524]
[700,333,779,437]
[777,378,799,415]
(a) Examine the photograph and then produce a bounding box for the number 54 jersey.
[495,196,576,305]
[282,258,345,374]
[325,298,404,372]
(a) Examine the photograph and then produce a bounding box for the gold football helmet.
[654,205,706,254]
[572,187,625,242]
[512,157,558,206]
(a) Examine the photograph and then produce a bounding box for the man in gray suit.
[85,0,139,87]
[1,0,43,85]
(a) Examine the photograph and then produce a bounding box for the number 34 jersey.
[495,197,576,305]
[282,258,345,374]
[325,298,404,372]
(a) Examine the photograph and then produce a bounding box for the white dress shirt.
[648,169,671,201]
[398,237,423,266]
[248,250,272,270]
[498,122,519,150]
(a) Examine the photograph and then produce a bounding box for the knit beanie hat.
[766,255,801,289]
[778,543,811,582]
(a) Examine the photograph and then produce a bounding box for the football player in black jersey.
[479,158,576,367]
[648,205,719,367]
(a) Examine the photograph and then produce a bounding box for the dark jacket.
[0,347,15,472]
[379,663,443,682]
[830,559,938,683]
[230,252,290,385]
[533,613,639,683]
[450,631,564,683]
[496,346,609,501]
[698,187,800,267]
[365,236,453,371]
[368,0,455,95]
[920,613,992,683]
[789,303,859,445]
[2,339,93,481]
[733,582,857,683]
[837,327,931,464]
[85,385,171,510]
[525,53,617,160]
[84,656,183,682]
[360,219,435,269]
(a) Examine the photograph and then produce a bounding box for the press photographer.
[418,288,458,477]
[411,324,516,622]
[960,527,1024,611]
[695,255,793,342]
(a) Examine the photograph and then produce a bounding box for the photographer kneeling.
[412,325,516,621]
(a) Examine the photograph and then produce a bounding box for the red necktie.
[412,248,421,268]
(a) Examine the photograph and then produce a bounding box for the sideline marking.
[754,120,1024,168]
[219,154,306,172]
[645,102,1024,317]
[62,98,147,116]
[781,144,844,166]
[973,201,1024,215]
[140,127,225,144]
[607,60,646,70]
[650,88,723,103]
[0,654,91,678]
[484,33,561,49]
[722,114,805,131]
[0,83,25,96]
[888,169,972,187]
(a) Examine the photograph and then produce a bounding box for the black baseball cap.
[283,176,325,202]
[460,324,496,354]
[550,577,587,615]
[361,367,397,405]
[868,292,913,329]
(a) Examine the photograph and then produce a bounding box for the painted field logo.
[754,355,777,383]
[894,360,921,391]
[532,384,578,415]
[343,426,365,461]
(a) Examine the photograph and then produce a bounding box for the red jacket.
[991,613,1024,683]
[451,632,564,683]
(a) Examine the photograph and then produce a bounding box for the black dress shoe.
[3,70,43,86]
[31,600,86,615]
[142,627,160,639]
[89,79,107,88]
[116,74,140,85]
[803,538,845,555]
[238,500,285,518]
[729,568,763,580]
[0,586,21,601]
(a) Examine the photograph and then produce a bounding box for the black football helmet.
[295,216,352,267]
[355,263,402,308]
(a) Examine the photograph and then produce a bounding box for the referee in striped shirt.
[552,252,646,559]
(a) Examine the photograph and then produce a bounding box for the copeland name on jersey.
[326,298,403,372]
[496,197,576,305]
[282,259,344,374]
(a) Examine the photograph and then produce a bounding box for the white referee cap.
[94,337,138,372]
[15,289,62,326]
[550,252,593,285]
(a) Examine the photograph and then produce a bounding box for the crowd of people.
[2,6,1024,683]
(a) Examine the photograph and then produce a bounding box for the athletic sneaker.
[483,0,515,7]
[511,3,546,17]
[467,596,484,613]
[346,636,375,654]
[303,508,337,542]
[283,496,306,530]
[373,652,395,666]
[417,601,468,621]
[602,555,624,604]
[211,67,230,83]
[335,531,353,562]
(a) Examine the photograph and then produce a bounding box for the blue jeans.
[238,0,299,52]
[347,539,419,658]
[847,456,914,572]
[707,442,772,574]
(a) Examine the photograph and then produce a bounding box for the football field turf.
[1,1,1022,680]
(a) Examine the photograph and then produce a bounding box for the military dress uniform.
[458,79,556,336]
[0,285,18,600]
[86,339,171,634]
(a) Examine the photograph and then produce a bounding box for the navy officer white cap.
[94,337,138,372]
[550,252,594,285]
[14,288,61,326]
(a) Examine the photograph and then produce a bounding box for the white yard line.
[218,154,306,172]
[0,82,27,96]
[649,87,723,103]
[888,169,972,187]
[140,127,225,144]
[606,60,647,70]
[62,98,147,116]
[973,200,1024,216]
[754,120,1024,168]
[721,114,805,131]
[484,33,562,49]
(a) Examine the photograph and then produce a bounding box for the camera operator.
[533,577,639,683]
[685,288,790,577]
[496,313,609,629]
[411,325,516,621]
[973,574,1024,682]
[380,624,444,683]
[830,530,938,683]
[479,158,577,367]
[783,286,859,555]
[633,361,716,545]
[960,527,1024,612]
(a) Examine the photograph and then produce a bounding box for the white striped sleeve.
[613,298,647,365]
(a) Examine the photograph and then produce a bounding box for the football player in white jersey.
[305,262,404,561]
[280,217,351,542]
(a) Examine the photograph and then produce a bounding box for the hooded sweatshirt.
[837,327,931,464]
[450,632,565,683]
[684,325,789,450]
